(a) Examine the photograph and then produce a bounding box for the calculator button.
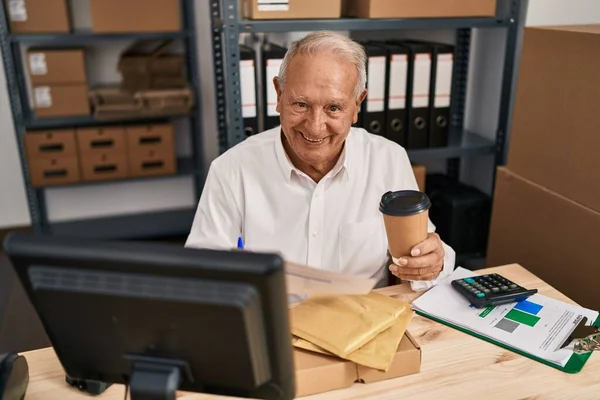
[465,278,475,284]
[501,286,508,291]
[483,289,490,293]
[476,293,485,298]
[492,287,500,292]
[509,284,517,289]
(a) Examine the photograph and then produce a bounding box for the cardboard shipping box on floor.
[294,331,421,397]
[487,167,600,310]
[90,0,181,33]
[5,0,70,33]
[243,0,342,20]
[344,0,497,19]
[26,49,87,86]
[507,25,600,213]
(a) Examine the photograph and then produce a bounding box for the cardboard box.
[76,127,126,155]
[126,124,175,154]
[32,85,90,118]
[26,49,87,86]
[243,0,342,20]
[24,129,77,159]
[28,156,80,187]
[129,148,177,178]
[412,164,426,192]
[507,25,600,213]
[344,0,496,19]
[294,332,421,397]
[5,0,70,33]
[90,0,181,33]
[487,167,600,310]
[79,152,129,182]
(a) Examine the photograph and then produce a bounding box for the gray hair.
[277,31,367,100]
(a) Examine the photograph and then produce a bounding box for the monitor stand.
[125,355,193,400]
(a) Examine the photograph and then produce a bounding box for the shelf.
[407,131,495,162]
[239,16,508,33]
[25,113,191,130]
[10,30,187,45]
[45,207,196,239]
[38,157,198,190]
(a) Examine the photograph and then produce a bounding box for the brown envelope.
[290,292,409,358]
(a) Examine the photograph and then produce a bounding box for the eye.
[295,102,308,108]
[329,105,341,112]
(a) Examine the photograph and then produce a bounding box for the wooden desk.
[21,264,600,399]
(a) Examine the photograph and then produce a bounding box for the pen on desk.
[237,237,244,250]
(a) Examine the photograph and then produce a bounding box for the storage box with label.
[77,127,129,182]
[32,85,90,118]
[26,49,87,86]
[243,0,342,20]
[24,129,80,187]
[344,0,496,19]
[90,0,181,33]
[5,0,71,33]
[126,123,177,177]
[507,25,600,213]
[487,167,600,310]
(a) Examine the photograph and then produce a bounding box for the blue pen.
[237,236,244,250]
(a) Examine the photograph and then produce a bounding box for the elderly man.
[186,31,455,291]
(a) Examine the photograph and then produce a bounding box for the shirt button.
[312,231,318,237]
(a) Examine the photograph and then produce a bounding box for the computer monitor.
[3,232,295,400]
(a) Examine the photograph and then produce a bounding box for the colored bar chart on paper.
[514,299,543,315]
[505,308,541,327]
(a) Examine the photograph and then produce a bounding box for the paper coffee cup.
[379,190,431,262]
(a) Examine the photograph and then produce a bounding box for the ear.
[353,89,368,124]
[274,76,283,114]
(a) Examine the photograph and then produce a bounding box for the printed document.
[412,267,599,366]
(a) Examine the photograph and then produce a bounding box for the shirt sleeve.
[184,161,242,250]
[397,147,457,292]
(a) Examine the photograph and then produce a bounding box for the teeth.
[301,133,325,143]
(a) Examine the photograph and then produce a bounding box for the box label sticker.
[8,0,27,21]
[29,53,48,75]
[257,0,290,12]
[35,87,52,108]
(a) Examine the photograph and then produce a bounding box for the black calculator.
[451,274,538,308]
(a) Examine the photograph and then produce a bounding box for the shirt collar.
[274,127,353,184]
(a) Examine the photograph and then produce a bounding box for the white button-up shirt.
[185,127,456,291]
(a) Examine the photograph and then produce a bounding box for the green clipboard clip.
[560,316,600,355]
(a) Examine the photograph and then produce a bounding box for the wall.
[2,1,600,229]
[0,0,218,229]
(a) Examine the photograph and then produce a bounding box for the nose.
[304,108,326,137]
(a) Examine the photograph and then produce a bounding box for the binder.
[412,267,600,374]
[262,43,287,131]
[426,42,454,147]
[239,45,259,137]
[359,41,387,137]
[398,41,432,149]
[375,42,409,147]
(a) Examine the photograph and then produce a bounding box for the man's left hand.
[389,233,445,281]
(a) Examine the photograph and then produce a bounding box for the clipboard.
[414,310,600,374]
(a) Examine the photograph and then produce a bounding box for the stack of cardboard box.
[487,25,600,310]
[26,48,90,118]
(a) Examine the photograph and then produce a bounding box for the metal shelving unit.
[0,0,205,240]
[210,0,528,179]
